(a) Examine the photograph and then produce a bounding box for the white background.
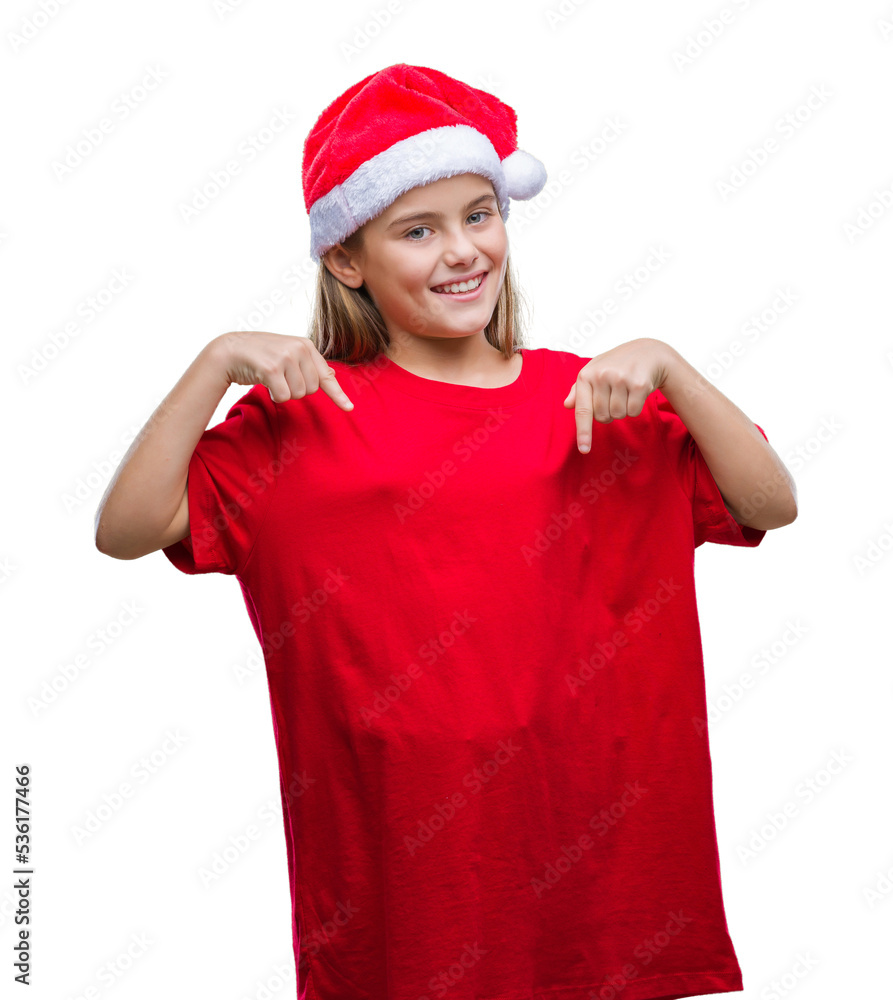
[3,0,892,998]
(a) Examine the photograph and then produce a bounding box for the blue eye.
[403,211,491,241]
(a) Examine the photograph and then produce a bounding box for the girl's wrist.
[200,333,237,391]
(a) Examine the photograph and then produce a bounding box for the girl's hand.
[212,331,355,410]
[563,338,675,453]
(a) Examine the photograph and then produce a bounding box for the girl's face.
[330,172,508,345]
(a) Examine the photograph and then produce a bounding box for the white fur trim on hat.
[309,124,546,261]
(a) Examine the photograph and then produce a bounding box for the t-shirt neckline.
[373,347,544,408]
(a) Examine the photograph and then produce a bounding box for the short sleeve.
[162,383,281,575]
[651,389,768,549]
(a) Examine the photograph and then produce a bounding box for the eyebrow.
[384,193,497,231]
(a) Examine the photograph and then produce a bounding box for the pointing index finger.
[317,361,354,411]
[574,379,593,454]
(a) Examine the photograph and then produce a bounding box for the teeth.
[433,274,483,294]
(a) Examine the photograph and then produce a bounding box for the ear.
[322,244,364,289]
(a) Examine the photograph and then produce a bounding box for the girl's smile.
[430,270,488,300]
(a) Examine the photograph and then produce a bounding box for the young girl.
[95,63,797,1000]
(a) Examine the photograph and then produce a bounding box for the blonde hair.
[307,220,530,365]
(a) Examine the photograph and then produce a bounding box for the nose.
[441,224,479,266]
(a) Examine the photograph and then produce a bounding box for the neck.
[384,336,520,387]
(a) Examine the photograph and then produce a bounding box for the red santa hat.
[302,63,548,262]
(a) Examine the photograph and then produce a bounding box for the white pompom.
[501,149,548,200]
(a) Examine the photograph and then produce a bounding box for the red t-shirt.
[163,346,768,1000]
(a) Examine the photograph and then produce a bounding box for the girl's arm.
[95,331,354,561]
[655,343,797,529]
[565,337,797,530]
[94,336,233,560]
